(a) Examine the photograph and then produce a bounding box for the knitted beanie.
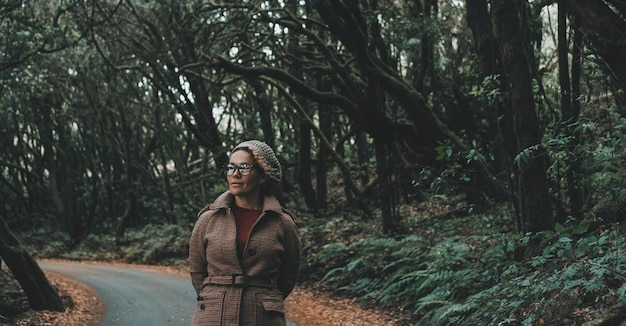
[232,140,282,183]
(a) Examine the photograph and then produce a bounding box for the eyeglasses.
[224,163,257,176]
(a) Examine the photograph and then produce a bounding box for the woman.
[188,140,301,326]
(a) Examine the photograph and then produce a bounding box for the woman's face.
[227,149,266,197]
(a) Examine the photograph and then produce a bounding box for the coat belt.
[206,274,278,289]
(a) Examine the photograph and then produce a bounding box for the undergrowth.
[25,223,191,266]
[301,207,626,325]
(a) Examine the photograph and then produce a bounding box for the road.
[39,260,296,326]
[39,260,196,325]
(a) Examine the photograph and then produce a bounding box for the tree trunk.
[493,0,554,232]
[86,171,100,233]
[298,118,318,210]
[570,9,585,215]
[36,95,68,233]
[356,131,370,185]
[558,0,573,222]
[466,0,500,75]
[465,0,513,208]
[159,146,178,224]
[115,189,137,239]
[374,138,400,234]
[186,78,228,170]
[317,100,331,212]
[58,126,81,240]
[251,79,276,149]
[286,15,318,211]
[415,0,435,94]
[0,216,63,311]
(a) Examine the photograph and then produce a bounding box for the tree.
[77,0,609,234]
[494,0,554,232]
[466,0,553,232]
[206,0,453,231]
[558,0,584,220]
[571,0,626,91]
[4,0,626,251]
[0,215,63,311]
[0,0,84,311]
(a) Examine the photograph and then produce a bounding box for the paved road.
[39,260,295,326]
[39,260,196,325]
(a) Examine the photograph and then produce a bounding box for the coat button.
[248,249,257,256]
[200,304,205,310]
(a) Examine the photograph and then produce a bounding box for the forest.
[1,0,626,324]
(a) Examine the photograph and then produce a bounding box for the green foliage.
[309,228,510,323]
[513,144,542,167]
[588,109,626,206]
[461,226,626,325]
[29,224,191,265]
[468,74,503,105]
[431,139,488,194]
[302,212,626,325]
[120,224,190,264]
[537,103,626,223]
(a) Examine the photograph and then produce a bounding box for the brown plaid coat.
[188,191,301,325]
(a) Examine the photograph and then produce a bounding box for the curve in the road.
[40,261,196,326]
[40,260,296,326]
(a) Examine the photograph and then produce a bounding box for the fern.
[305,214,626,325]
[583,278,604,293]
[321,266,345,283]
[433,302,475,325]
[618,285,626,303]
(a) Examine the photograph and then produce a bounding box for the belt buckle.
[231,273,249,287]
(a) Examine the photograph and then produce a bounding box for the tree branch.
[212,55,361,118]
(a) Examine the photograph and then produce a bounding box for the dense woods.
[1,0,626,324]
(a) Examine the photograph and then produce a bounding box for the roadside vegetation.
[301,206,626,325]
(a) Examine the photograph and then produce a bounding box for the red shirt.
[232,206,262,258]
